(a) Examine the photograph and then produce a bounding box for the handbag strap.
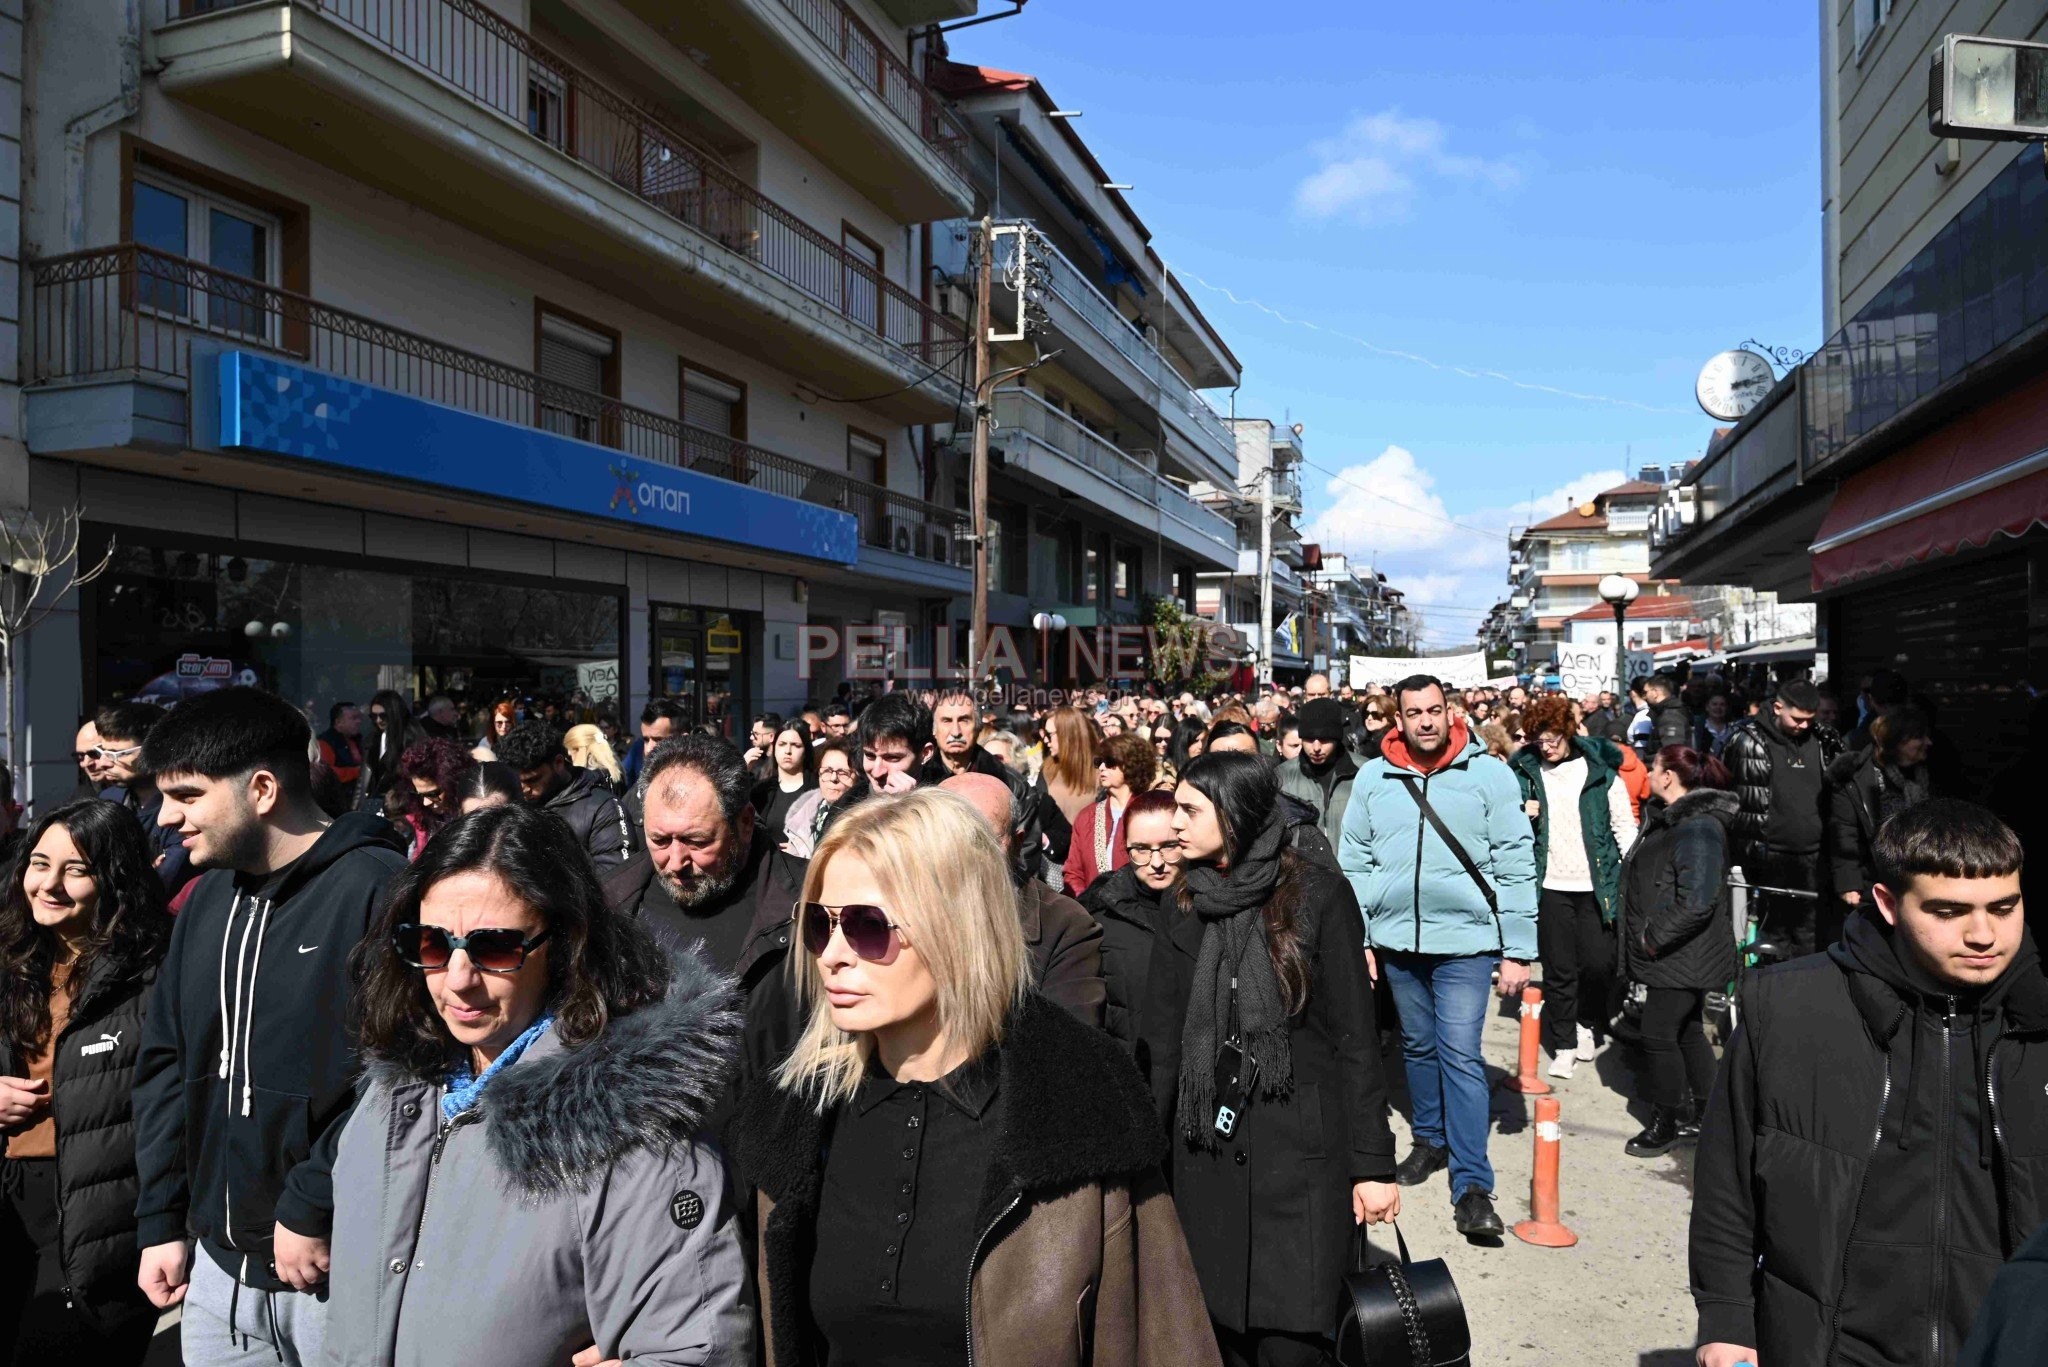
[1396,779,1497,914]
[1352,1219,1417,1272]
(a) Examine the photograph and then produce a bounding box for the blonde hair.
[777,789,1029,1108]
[1042,706,1097,797]
[563,723,621,784]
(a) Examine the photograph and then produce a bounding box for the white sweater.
[1539,756,1637,892]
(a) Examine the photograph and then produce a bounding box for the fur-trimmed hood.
[1660,784,1740,828]
[368,948,742,1198]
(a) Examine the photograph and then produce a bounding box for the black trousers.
[1753,851,1823,956]
[0,1157,155,1366]
[1538,888,1613,1054]
[1638,987,1719,1110]
[1215,1323,1333,1367]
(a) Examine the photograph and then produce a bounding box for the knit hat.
[1297,697,1346,742]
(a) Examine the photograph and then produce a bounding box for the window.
[680,362,746,477]
[1083,544,1102,604]
[535,307,618,445]
[842,225,883,333]
[848,429,887,547]
[1174,565,1195,610]
[527,66,569,150]
[1852,0,1891,57]
[132,175,280,339]
[1113,545,1139,601]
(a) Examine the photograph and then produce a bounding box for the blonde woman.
[728,790,1219,1367]
[1040,705,1098,824]
[563,722,622,787]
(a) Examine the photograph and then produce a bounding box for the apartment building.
[13,0,989,799]
[1508,475,1671,663]
[1189,416,1309,681]
[1305,552,1418,669]
[927,59,1241,681]
[1656,0,2048,790]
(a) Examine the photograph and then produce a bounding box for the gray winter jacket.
[323,952,752,1367]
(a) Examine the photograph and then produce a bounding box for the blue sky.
[950,0,1821,644]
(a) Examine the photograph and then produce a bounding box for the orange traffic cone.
[1502,986,1552,1096]
[1513,1096,1579,1248]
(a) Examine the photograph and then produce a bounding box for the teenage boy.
[131,687,408,1366]
[1691,799,2048,1367]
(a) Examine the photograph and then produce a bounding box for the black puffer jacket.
[1647,697,1693,753]
[1080,864,1166,1055]
[543,765,638,875]
[1619,786,1738,991]
[0,956,161,1328]
[1719,714,1843,866]
[1827,747,1933,906]
[1691,916,2048,1365]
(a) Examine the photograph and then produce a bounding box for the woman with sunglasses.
[1142,752,1399,1367]
[0,801,170,1363]
[1079,789,1182,1054]
[1062,731,1155,898]
[729,789,1220,1367]
[325,806,751,1367]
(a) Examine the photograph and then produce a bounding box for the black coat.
[1827,748,1932,905]
[1646,697,1693,754]
[1080,865,1166,1054]
[542,765,638,876]
[1961,1216,2048,1367]
[1690,918,2048,1365]
[1719,715,1843,867]
[1141,858,1395,1335]
[0,956,160,1327]
[1618,786,1738,991]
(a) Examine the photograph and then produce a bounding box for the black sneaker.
[1453,1188,1504,1239]
[1394,1142,1450,1187]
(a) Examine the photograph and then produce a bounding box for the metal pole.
[970,215,992,684]
[1612,601,1628,697]
[1258,457,1274,691]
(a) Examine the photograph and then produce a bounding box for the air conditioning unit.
[882,514,919,557]
[934,285,973,322]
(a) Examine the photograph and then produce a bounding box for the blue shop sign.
[216,350,858,565]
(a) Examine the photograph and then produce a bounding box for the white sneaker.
[1547,1050,1577,1080]
[1576,1024,1599,1061]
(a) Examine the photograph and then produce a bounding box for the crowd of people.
[0,663,2040,1366]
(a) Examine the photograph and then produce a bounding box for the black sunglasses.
[392,923,552,974]
[798,901,904,962]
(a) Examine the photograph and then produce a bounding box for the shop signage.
[706,617,743,655]
[215,351,859,566]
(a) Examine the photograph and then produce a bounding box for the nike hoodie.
[131,811,408,1290]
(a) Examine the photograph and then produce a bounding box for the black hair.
[643,733,753,826]
[138,687,313,797]
[1391,674,1445,706]
[494,721,568,772]
[1865,668,1910,708]
[856,691,933,754]
[823,703,851,722]
[452,762,524,809]
[328,701,358,727]
[749,712,784,734]
[95,700,167,746]
[640,698,689,727]
[1776,679,1822,713]
[1175,752,1310,1013]
[1874,798,2023,894]
[353,805,669,1078]
[1169,717,1208,769]
[0,800,172,1059]
[1204,719,1256,746]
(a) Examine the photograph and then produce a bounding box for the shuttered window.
[683,368,743,435]
[537,311,613,443]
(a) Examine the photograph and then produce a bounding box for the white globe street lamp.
[1598,574,1641,696]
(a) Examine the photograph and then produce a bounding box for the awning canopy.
[1811,367,2048,592]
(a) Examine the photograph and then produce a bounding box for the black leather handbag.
[1334,1223,1471,1367]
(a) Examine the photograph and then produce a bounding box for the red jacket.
[1062,797,1128,897]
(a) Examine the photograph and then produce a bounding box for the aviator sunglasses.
[392,923,553,974]
[798,901,905,961]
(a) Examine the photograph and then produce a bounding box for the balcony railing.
[28,245,969,565]
[990,388,1235,546]
[772,0,970,180]
[163,0,964,380]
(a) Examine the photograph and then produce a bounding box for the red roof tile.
[1527,507,1606,532]
[1565,597,1694,623]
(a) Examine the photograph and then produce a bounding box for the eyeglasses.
[370,710,389,721]
[798,901,904,962]
[1127,840,1183,867]
[391,924,552,974]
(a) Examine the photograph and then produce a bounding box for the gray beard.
[658,848,742,910]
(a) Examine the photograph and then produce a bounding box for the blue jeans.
[1382,951,1498,1201]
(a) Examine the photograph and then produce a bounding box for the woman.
[1508,696,1637,1079]
[563,722,622,788]
[1063,731,1155,897]
[1143,753,1399,1366]
[452,761,524,815]
[1040,706,1099,827]
[782,738,855,859]
[1100,712,1127,739]
[326,805,751,1367]
[750,720,818,849]
[0,800,171,1362]
[1829,705,1936,913]
[473,701,518,762]
[1478,719,1515,760]
[1619,745,1738,1157]
[363,689,425,807]
[392,738,478,861]
[1079,789,1180,1052]
[1168,717,1208,772]
[1692,691,1736,757]
[728,789,1220,1367]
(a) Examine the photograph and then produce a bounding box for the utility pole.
[970,215,992,684]
[1257,455,1273,690]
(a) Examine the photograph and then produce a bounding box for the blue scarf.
[441,1014,556,1123]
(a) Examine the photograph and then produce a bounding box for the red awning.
[1811,367,2048,592]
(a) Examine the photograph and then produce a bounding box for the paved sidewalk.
[1376,992,1702,1367]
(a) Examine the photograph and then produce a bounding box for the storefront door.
[650,604,749,742]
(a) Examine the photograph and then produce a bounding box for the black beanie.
[1297,697,1346,742]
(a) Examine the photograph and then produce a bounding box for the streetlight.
[1929,34,2048,141]
[1031,611,1067,684]
[1598,574,1640,696]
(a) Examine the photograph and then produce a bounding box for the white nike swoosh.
[297,944,319,954]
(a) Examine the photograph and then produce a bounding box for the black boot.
[1394,1141,1450,1187]
[1625,1107,1681,1157]
[1453,1188,1504,1239]
[1674,1100,1704,1143]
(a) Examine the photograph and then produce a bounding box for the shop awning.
[1811,368,2048,592]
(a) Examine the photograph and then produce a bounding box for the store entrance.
[650,604,749,743]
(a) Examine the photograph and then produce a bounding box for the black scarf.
[1174,811,1303,1148]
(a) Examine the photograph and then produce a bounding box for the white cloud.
[1294,111,1523,225]
[1302,446,1624,647]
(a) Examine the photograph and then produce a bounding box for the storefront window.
[89,542,622,731]
[649,604,750,741]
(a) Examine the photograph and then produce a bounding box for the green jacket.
[1509,736,1627,924]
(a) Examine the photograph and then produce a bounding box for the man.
[417,692,461,740]
[495,720,637,875]
[315,701,364,793]
[1691,800,2048,1367]
[1721,678,1840,954]
[941,772,1106,1026]
[1276,697,1357,849]
[800,706,826,742]
[621,697,688,811]
[73,717,108,799]
[1339,674,1537,1240]
[1505,684,1529,712]
[132,687,408,1365]
[820,703,852,740]
[1304,671,1332,698]
[604,733,805,1068]
[1638,673,1693,760]
[742,712,781,783]
[96,700,191,893]
[856,691,947,794]
[1582,690,1623,742]
[933,688,1006,782]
